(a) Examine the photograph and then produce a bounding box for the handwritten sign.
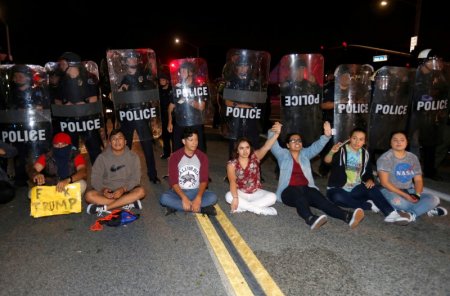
[30,183,82,218]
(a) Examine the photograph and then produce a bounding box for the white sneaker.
[349,208,364,229]
[427,207,448,217]
[258,207,277,216]
[384,211,409,225]
[367,200,380,213]
[310,215,327,230]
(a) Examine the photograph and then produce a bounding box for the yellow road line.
[196,210,254,296]
[215,205,285,296]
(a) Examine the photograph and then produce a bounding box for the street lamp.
[0,9,12,62]
[174,37,200,58]
[379,0,422,52]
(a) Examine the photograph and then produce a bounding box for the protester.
[160,127,217,216]
[225,122,282,215]
[270,121,364,230]
[30,132,87,194]
[377,131,447,222]
[325,128,410,225]
[85,129,145,215]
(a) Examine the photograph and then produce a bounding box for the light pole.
[0,10,12,62]
[379,0,422,52]
[174,37,200,58]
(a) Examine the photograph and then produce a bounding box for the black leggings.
[281,185,348,224]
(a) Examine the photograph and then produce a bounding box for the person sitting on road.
[269,121,364,230]
[30,132,87,195]
[377,131,447,222]
[160,127,217,216]
[324,128,410,225]
[225,122,282,215]
[85,128,146,216]
[0,141,18,204]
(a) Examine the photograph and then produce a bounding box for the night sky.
[1,0,448,78]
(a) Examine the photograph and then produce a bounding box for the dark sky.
[1,0,448,78]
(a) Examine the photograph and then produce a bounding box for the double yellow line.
[196,205,284,296]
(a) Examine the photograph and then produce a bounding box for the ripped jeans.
[379,187,439,218]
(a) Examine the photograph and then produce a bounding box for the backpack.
[90,209,140,231]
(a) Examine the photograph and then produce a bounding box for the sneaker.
[165,207,177,216]
[427,207,448,217]
[310,215,328,230]
[122,200,143,211]
[258,207,277,216]
[400,211,416,222]
[367,200,380,213]
[200,205,217,216]
[348,208,364,229]
[384,211,409,226]
[86,204,111,216]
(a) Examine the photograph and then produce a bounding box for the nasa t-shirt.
[376,149,422,189]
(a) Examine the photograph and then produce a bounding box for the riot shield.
[408,58,449,150]
[278,54,324,146]
[107,48,161,140]
[50,60,105,140]
[0,64,52,181]
[220,49,270,141]
[368,66,414,151]
[169,58,210,127]
[334,64,372,143]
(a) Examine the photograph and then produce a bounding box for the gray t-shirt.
[376,149,422,189]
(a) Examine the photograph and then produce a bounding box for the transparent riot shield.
[169,58,210,127]
[220,49,270,143]
[409,58,449,151]
[0,64,52,182]
[368,66,414,151]
[334,64,372,143]
[278,54,324,146]
[107,48,161,140]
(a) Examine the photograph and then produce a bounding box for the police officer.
[168,61,207,152]
[55,52,103,165]
[117,50,160,184]
[159,72,173,159]
[8,65,49,186]
[224,56,261,158]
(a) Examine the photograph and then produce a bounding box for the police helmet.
[180,61,195,72]
[123,50,140,59]
[10,64,33,76]
[158,72,170,80]
[236,55,250,66]
[59,52,82,67]
[293,59,306,69]
[418,48,443,70]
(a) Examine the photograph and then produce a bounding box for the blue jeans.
[160,188,217,211]
[327,184,394,216]
[379,188,439,218]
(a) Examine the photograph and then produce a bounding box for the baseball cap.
[52,133,72,145]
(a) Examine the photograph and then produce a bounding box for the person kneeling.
[85,129,145,216]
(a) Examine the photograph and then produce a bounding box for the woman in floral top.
[225,122,282,215]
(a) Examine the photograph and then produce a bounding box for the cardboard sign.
[30,183,82,218]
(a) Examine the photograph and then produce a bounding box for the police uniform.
[7,65,51,186]
[159,74,173,158]
[57,67,103,164]
[171,79,207,152]
[117,67,160,183]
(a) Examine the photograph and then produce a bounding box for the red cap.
[52,133,72,145]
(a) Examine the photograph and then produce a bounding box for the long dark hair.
[232,137,254,160]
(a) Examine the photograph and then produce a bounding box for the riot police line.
[0,49,448,184]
